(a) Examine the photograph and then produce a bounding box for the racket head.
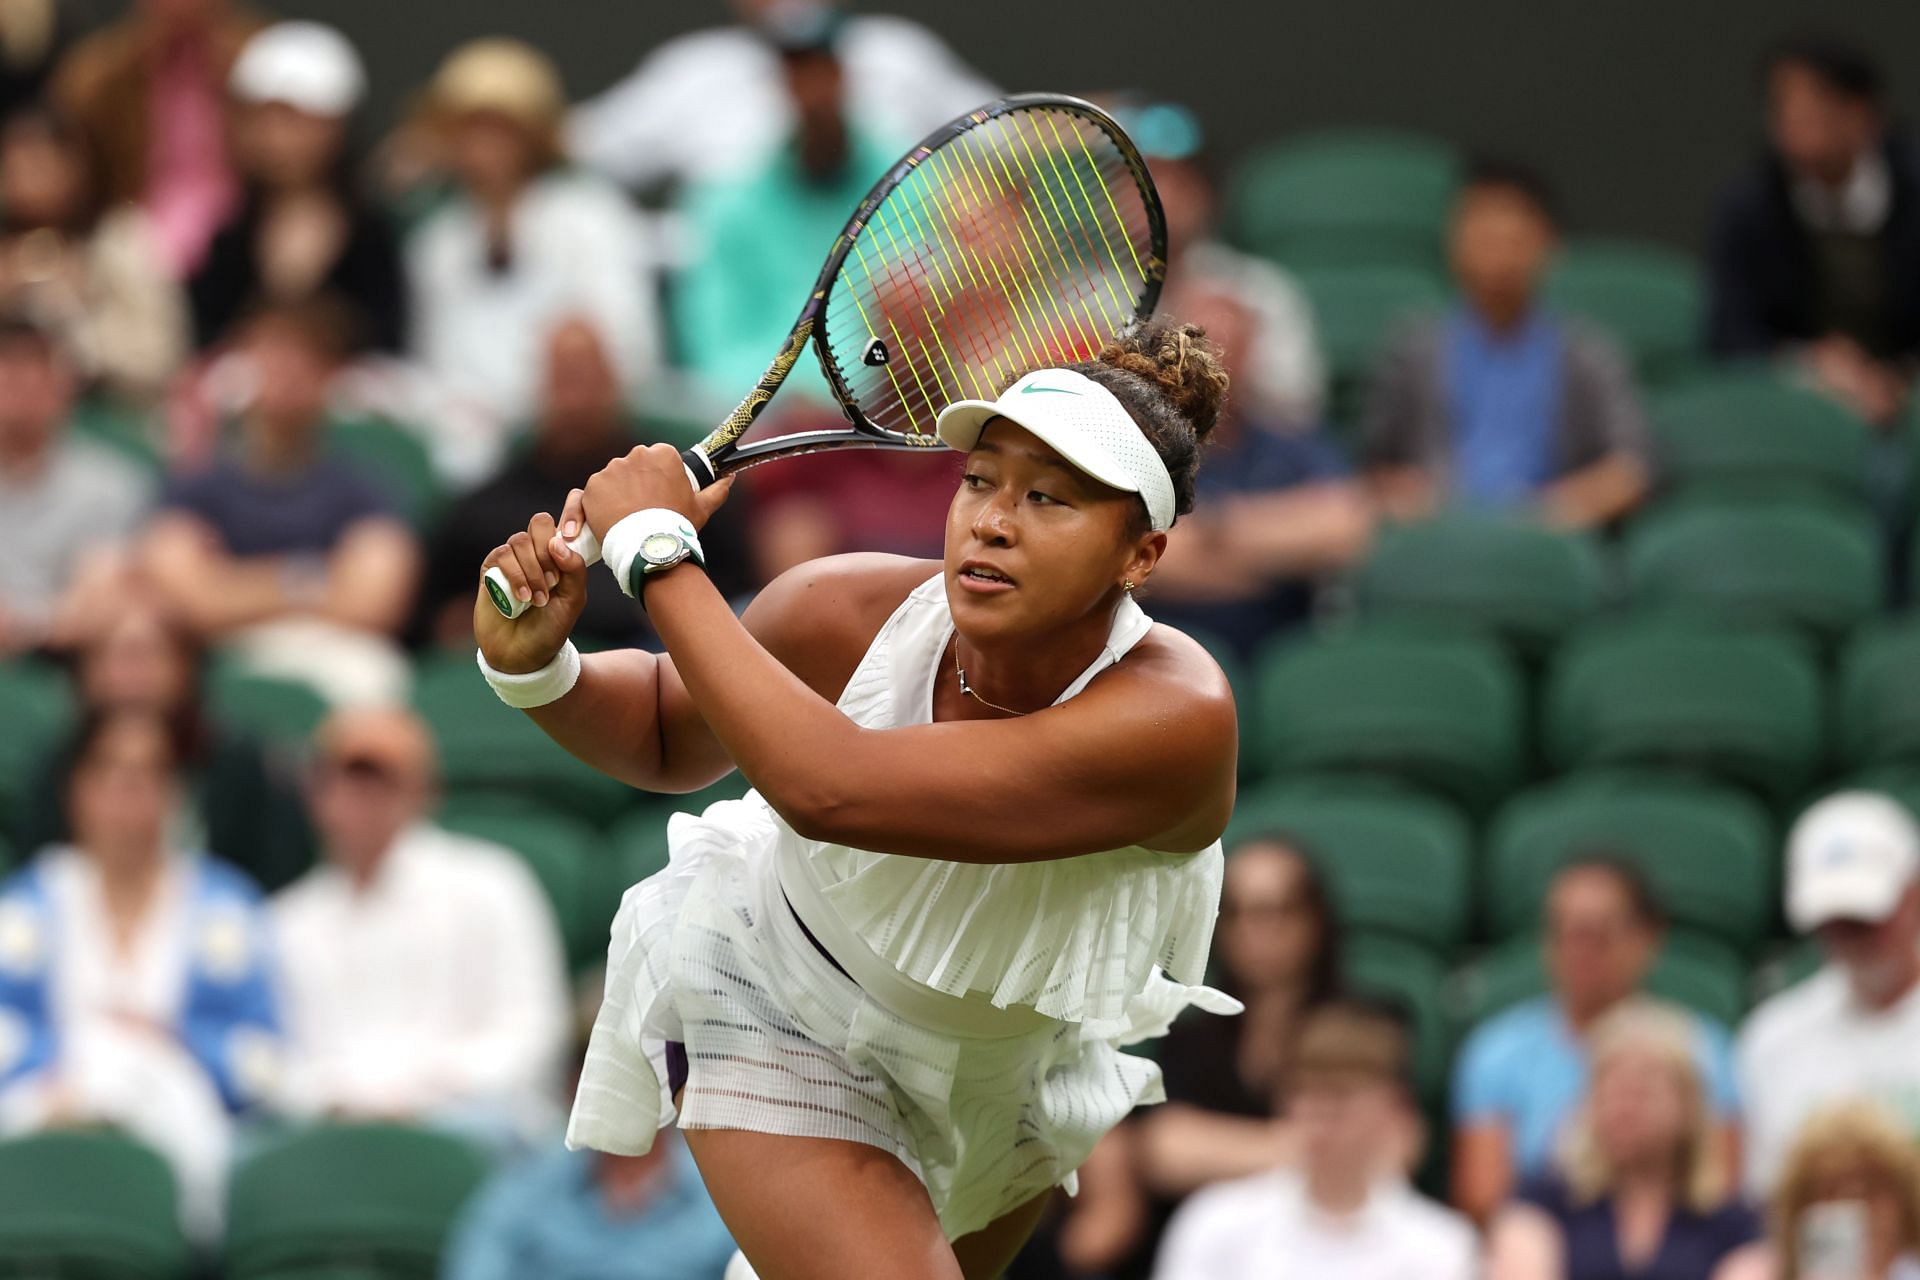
[694,94,1168,478]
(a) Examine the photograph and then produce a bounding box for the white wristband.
[477,641,581,709]
[601,508,703,600]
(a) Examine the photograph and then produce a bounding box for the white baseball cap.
[230,22,366,118]
[1787,791,1920,932]
[934,368,1177,531]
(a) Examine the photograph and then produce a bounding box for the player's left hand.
[579,443,735,536]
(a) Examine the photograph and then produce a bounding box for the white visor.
[934,368,1178,532]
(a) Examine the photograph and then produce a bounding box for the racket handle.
[484,526,602,620]
[682,447,718,489]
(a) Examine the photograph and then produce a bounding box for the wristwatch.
[627,518,706,601]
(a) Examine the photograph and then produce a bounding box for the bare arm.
[1135,1103,1295,1197]
[318,518,422,634]
[1486,1203,1566,1280]
[1536,453,1648,529]
[1451,1121,1516,1226]
[1366,465,1441,523]
[142,513,315,634]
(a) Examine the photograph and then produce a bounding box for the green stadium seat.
[330,417,443,528]
[1228,781,1472,951]
[1251,629,1524,809]
[226,1124,487,1280]
[1343,934,1453,1103]
[1484,773,1776,950]
[1351,515,1607,656]
[1648,372,1875,505]
[0,659,76,843]
[1226,130,1458,271]
[1458,930,1748,1031]
[1839,620,1920,770]
[70,397,163,472]
[205,659,330,753]
[1544,620,1824,804]
[0,1130,186,1278]
[1623,500,1883,644]
[436,800,601,972]
[413,651,636,826]
[1544,239,1703,385]
[1296,264,1447,385]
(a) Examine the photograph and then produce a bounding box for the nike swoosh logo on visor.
[1019,385,1082,395]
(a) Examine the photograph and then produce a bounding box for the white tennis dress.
[567,573,1239,1238]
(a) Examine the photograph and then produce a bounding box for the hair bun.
[1096,318,1229,440]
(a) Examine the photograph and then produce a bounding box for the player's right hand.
[474,505,588,673]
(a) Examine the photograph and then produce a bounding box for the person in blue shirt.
[1452,859,1741,1227]
[1361,160,1649,531]
[0,706,283,1240]
[441,1129,736,1280]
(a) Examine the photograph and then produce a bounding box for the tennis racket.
[486,92,1167,618]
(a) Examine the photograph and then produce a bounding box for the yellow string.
[1042,112,1135,320]
[1006,112,1124,339]
[839,236,924,433]
[944,129,1070,376]
[974,120,1103,359]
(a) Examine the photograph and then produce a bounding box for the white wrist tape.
[600,508,703,599]
[477,641,581,709]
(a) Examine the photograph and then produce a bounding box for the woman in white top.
[474,320,1241,1279]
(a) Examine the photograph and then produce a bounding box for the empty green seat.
[1227,130,1458,271]
[227,1124,487,1280]
[1544,239,1703,385]
[1252,629,1524,809]
[0,1131,186,1278]
[1343,934,1452,1102]
[1458,930,1748,1031]
[1352,515,1607,655]
[1649,373,1874,505]
[1544,621,1824,804]
[413,651,635,826]
[1229,781,1472,950]
[1624,500,1882,644]
[1296,264,1447,386]
[1485,773,1776,950]
[0,659,76,842]
[330,418,443,528]
[436,800,601,972]
[205,660,330,752]
[1842,621,1920,770]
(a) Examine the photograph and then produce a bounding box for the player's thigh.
[949,1187,1054,1280]
[683,1126,962,1280]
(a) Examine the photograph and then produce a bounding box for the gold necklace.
[953,638,1029,716]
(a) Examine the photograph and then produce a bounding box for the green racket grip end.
[485,526,603,620]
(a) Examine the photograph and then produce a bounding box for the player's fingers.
[559,488,587,541]
[693,474,736,526]
[526,512,562,590]
[506,531,550,608]
[483,541,534,605]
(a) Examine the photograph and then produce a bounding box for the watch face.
[640,531,684,565]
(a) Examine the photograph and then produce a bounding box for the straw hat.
[424,37,566,160]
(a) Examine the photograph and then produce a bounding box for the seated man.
[1361,161,1649,529]
[1153,998,1477,1280]
[271,707,570,1148]
[1707,35,1920,424]
[0,313,152,654]
[1738,791,1920,1194]
[1451,858,1739,1224]
[442,1122,736,1280]
[143,298,421,705]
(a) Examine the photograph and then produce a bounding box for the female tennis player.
[474,319,1241,1280]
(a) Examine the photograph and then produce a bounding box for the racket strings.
[825,105,1159,439]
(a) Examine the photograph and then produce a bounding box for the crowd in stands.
[3,0,1920,1276]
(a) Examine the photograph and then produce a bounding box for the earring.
[1122,578,1135,595]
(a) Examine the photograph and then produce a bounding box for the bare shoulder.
[1125,623,1237,712]
[742,554,938,698]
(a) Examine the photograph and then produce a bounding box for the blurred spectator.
[1132,99,1326,428]
[419,316,754,649]
[1152,997,1477,1280]
[0,0,77,121]
[1737,792,1920,1195]
[1729,1101,1920,1280]
[671,15,898,408]
[1137,835,1343,1200]
[1362,160,1649,529]
[0,106,187,403]
[18,600,314,893]
[406,37,659,466]
[569,0,992,198]
[442,1129,735,1280]
[1487,1000,1765,1280]
[1707,36,1920,425]
[271,707,570,1148]
[1144,282,1371,657]
[142,299,420,707]
[0,312,150,654]
[190,21,405,355]
[51,0,266,277]
[1453,858,1740,1225]
[0,707,282,1239]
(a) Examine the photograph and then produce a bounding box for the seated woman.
[0,708,283,1239]
[1488,999,1765,1280]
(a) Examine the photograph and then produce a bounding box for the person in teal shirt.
[440,1133,735,1280]
[670,16,901,408]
